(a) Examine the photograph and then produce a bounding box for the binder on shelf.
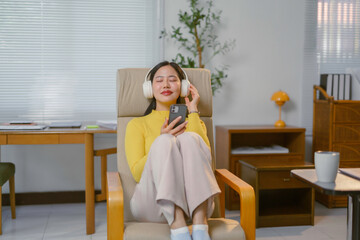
[344,74,351,100]
[338,75,344,100]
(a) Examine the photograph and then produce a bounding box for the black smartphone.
[169,104,188,128]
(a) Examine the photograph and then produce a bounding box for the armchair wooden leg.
[9,176,16,219]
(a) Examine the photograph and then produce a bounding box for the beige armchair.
[107,68,255,240]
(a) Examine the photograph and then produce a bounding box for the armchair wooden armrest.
[215,169,256,240]
[107,172,124,240]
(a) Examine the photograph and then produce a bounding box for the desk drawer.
[259,170,308,189]
[8,134,59,144]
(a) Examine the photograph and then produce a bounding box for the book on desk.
[49,121,82,128]
[0,120,82,130]
[96,120,117,130]
[0,124,47,130]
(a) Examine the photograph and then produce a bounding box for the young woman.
[125,61,220,240]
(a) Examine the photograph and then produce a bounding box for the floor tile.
[256,227,286,239]
[43,213,89,239]
[91,233,107,240]
[273,226,332,240]
[1,213,49,240]
[49,203,86,215]
[14,204,52,217]
[253,202,347,240]
[92,203,107,240]
[0,200,349,240]
[2,205,10,223]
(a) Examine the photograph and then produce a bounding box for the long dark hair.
[144,61,185,115]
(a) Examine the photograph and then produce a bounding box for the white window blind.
[0,0,162,122]
[317,0,360,73]
[301,0,319,133]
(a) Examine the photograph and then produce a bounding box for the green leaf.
[161,0,235,95]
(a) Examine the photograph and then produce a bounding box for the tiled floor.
[1,201,347,239]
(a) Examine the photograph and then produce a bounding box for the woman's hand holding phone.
[161,83,200,137]
[161,117,188,137]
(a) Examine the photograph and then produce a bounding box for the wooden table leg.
[348,194,360,240]
[85,134,95,234]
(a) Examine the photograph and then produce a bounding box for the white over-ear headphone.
[143,65,190,99]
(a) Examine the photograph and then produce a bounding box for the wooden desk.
[291,169,360,240]
[0,126,116,235]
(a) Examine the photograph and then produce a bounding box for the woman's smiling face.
[152,65,181,110]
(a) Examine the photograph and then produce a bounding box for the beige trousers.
[130,132,221,225]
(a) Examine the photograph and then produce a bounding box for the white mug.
[315,151,340,182]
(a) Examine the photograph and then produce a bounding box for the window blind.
[0,0,162,122]
[317,0,360,73]
[301,0,318,133]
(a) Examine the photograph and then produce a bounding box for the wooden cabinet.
[215,125,310,213]
[240,159,314,227]
[313,85,360,207]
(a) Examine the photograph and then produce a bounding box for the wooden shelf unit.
[215,125,314,227]
[313,85,360,208]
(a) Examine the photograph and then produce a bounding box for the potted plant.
[161,0,235,94]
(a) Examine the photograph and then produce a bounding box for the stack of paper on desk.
[339,168,360,181]
[96,120,117,130]
[231,145,289,154]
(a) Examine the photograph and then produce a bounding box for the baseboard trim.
[2,190,101,205]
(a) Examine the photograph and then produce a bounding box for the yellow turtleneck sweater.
[125,110,210,182]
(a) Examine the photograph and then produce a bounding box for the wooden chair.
[94,147,117,202]
[0,162,16,235]
[106,68,256,240]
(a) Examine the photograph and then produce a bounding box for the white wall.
[165,0,306,126]
[164,0,314,161]
[2,0,313,194]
